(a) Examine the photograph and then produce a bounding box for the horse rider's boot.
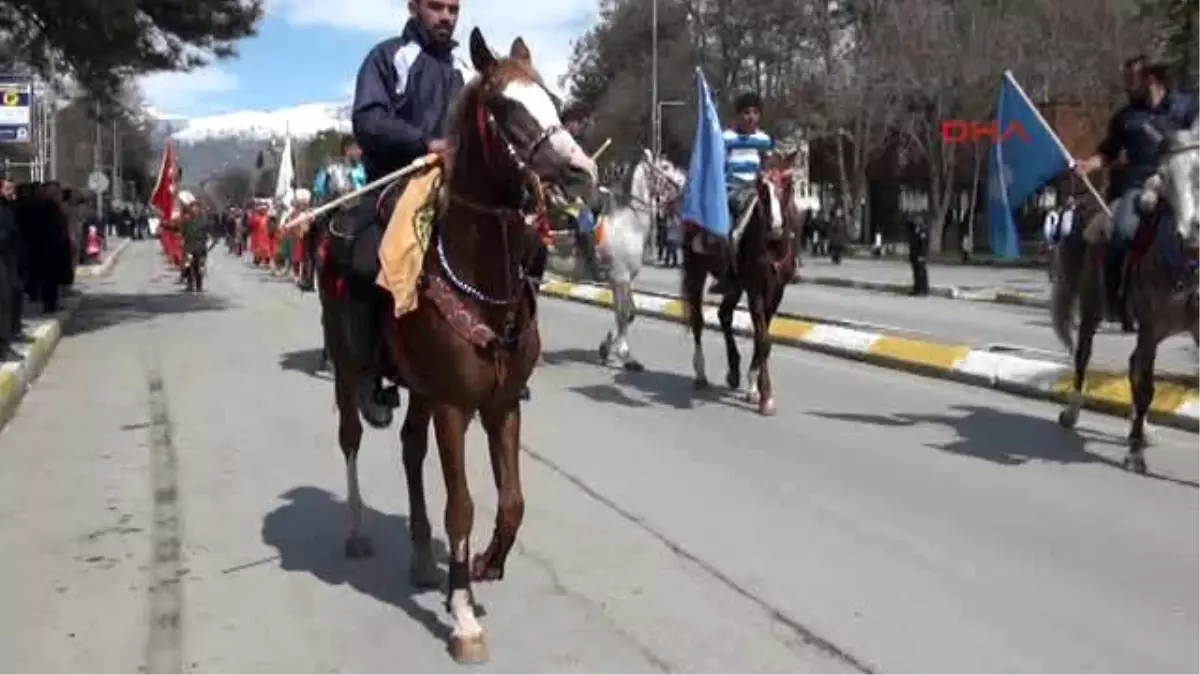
[348,293,396,428]
[708,244,736,295]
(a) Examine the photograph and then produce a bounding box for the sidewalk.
[793,258,1051,307]
[0,239,130,432]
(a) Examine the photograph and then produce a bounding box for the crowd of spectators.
[0,178,93,358]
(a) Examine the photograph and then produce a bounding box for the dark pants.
[40,279,59,312]
[910,257,929,296]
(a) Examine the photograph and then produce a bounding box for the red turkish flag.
[150,141,178,221]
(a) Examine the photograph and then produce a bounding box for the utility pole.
[648,0,660,262]
[111,117,121,203]
[94,101,103,219]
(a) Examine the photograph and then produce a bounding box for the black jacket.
[351,19,465,182]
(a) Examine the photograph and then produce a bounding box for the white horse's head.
[630,150,684,215]
[1140,119,1200,246]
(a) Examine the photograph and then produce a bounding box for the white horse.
[553,151,685,370]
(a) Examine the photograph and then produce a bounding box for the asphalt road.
[0,241,1195,673]
[621,261,1199,379]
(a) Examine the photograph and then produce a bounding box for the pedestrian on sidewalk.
[0,178,24,355]
[906,212,930,296]
[828,207,848,265]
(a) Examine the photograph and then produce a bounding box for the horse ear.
[469,28,496,73]
[509,38,532,64]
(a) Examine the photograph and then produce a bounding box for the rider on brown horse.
[710,91,775,295]
[1073,55,1198,327]
[341,0,464,428]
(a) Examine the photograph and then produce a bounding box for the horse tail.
[1050,225,1087,355]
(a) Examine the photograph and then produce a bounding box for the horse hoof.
[1122,454,1148,475]
[759,398,777,416]
[449,633,488,664]
[623,359,645,372]
[471,553,505,582]
[344,535,374,559]
[598,342,610,362]
[1057,408,1078,429]
[725,373,740,390]
[745,389,761,405]
[693,378,709,391]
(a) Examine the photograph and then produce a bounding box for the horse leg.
[1058,307,1100,429]
[610,282,644,372]
[744,291,774,415]
[1124,327,1160,474]
[332,337,371,558]
[432,404,486,663]
[400,395,439,588]
[754,285,785,416]
[683,260,709,389]
[471,401,525,581]
[717,288,741,390]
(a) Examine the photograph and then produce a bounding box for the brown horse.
[1051,121,1199,473]
[318,29,597,663]
[681,151,799,414]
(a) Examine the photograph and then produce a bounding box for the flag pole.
[1003,70,1111,218]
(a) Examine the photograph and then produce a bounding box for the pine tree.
[0,0,264,103]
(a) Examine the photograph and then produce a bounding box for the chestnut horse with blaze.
[681,151,800,414]
[317,29,597,663]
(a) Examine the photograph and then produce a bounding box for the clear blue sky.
[139,0,598,118]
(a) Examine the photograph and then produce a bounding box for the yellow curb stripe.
[769,317,817,342]
[1051,371,1200,414]
[658,299,687,319]
[868,335,971,370]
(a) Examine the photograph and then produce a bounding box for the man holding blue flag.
[709,92,775,294]
[1073,56,1198,322]
[985,70,1072,264]
[679,68,775,295]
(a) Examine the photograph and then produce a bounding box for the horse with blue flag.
[679,72,799,415]
[1049,57,1199,474]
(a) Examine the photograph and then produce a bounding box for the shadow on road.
[540,347,746,411]
[806,404,1198,489]
[278,348,332,381]
[260,486,453,644]
[64,291,231,336]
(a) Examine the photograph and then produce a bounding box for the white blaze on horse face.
[766,181,784,232]
[502,81,597,180]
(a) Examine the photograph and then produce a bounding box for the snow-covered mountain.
[145,101,352,183]
[157,101,351,144]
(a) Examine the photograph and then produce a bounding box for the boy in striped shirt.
[711,92,774,294]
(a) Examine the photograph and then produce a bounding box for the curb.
[537,279,1199,432]
[0,239,126,432]
[76,238,132,279]
[793,274,1050,309]
[0,296,82,434]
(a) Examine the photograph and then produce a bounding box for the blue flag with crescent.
[680,68,731,238]
[987,70,1072,259]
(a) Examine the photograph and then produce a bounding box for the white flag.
[274,135,296,206]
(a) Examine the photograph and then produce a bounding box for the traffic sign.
[87,170,109,193]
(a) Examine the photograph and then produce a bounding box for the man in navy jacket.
[345,0,465,428]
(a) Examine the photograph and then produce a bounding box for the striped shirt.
[723,128,774,186]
